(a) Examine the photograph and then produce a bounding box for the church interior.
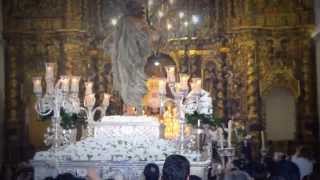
[0,0,320,179]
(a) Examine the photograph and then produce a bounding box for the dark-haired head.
[144,163,160,180]
[43,177,55,180]
[162,154,190,180]
[189,175,202,180]
[298,147,313,160]
[125,0,145,18]
[55,173,85,180]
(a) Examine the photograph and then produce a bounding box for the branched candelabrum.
[81,81,111,138]
[158,65,202,153]
[33,63,111,150]
[33,63,82,150]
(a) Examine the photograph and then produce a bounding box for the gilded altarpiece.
[2,0,318,163]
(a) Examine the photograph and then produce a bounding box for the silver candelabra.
[159,65,202,153]
[33,63,110,150]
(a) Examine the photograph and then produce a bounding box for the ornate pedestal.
[32,116,210,180]
[32,160,210,180]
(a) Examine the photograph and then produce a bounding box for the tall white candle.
[85,81,93,95]
[197,119,201,128]
[179,73,189,90]
[45,63,55,79]
[60,76,70,92]
[158,78,166,94]
[32,77,42,94]
[84,94,95,107]
[70,76,81,93]
[175,82,181,92]
[227,120,233,148]
[261,131,266,150]
[219,128,224,149]
[191,78,202,94]
[102,93,111,107]
[165,65,175,83]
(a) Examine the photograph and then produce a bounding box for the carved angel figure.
[111,0,153,114]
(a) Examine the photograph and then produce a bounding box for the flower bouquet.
[184,89,222,127]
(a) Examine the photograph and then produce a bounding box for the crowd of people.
[40,145,318,180]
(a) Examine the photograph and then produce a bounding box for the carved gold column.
[216,53,225,118]
[6,45,18,123]
[63,37,83,75]
[300,42,316,141]
[246,43,258,123]
[64,0,82,30]
[302,43,312,117]
[5,43,19,162]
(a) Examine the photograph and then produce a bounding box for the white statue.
[110,0,154,114]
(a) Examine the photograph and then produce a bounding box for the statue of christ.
[111,0,154,115]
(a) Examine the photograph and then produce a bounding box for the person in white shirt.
[291,146,314,180]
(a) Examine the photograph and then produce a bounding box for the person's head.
[162,154,190,180]
[297,146,313,160]
[189,175,201,180]
[224,170,251,180]
[43,177,55,180]
[144,163,160,180]
[125,0,145,18]
[55,173,85,180]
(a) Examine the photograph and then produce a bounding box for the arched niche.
[260,69,300,141]
[263,88,296,141]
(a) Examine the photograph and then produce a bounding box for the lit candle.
[261,131,266,150]
[85,81,93,95]
[60,76,70,92]
[158,78,167,94]
[191,78,202,94]
[45,63,55,79]
[219,128,224,149]
[165,65,175,83]
[70,76,81,93]
[179,73,189,90]
[175,82,181,92]
[84,94,95,107]
[102,93,111,107]
[227,120,233,148]
[32,77,42,94]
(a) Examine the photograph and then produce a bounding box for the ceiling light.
[148,0,153,7]
[158,11,164,18]
[111,18,117,26]
[191,15,200,24]
[184,21,189,27]
[179,12,185,19]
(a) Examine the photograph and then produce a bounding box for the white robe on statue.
[111,16,152,112]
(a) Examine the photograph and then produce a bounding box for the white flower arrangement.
[184,89,213,115]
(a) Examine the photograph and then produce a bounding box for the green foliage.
[185,111,223,127]
[60,108,87,130]
[38,108,88,130]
